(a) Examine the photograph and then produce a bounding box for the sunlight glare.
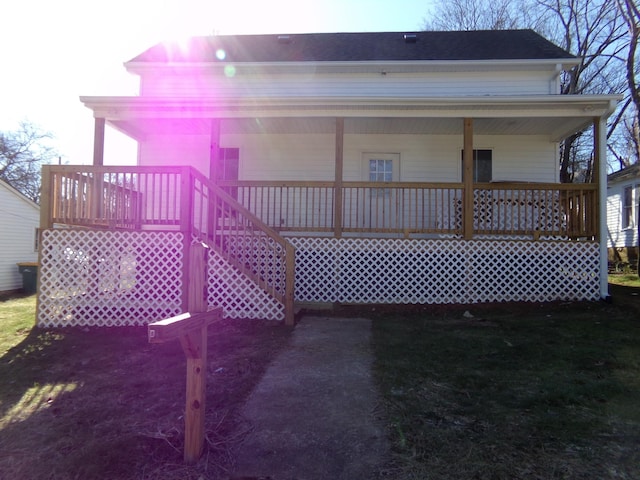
[1,382,78,426]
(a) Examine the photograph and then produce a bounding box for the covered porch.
[35,95,616,326]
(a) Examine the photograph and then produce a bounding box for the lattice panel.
[289,237,599,304]
[226,235,287,295]
[38,230,184,327]
[206,249,285,321]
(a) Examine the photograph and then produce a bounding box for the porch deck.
[36,165,601,327]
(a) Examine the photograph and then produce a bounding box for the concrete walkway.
[231,316,389,480]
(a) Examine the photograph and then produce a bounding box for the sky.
[0,0,434,166]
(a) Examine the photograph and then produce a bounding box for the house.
[0,180,40,295]
[37,30,621,327]
[607,163,639,269]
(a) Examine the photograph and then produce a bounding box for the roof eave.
[124,57,580,75]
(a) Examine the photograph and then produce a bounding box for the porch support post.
[180,168,195,311]
[463,118,474,240]
[209,119,221,181]
[334,117,344,238]
[208,119,221,237]
[39,165,53,230]
[594,116,609,300]
[93,117,105,166]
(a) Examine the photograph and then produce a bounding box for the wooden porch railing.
[470,183,598,238]
[221,180,598,239]
[41,166,599,240]
[41,166,598,240]
[41,165,296,325]
[42,165,183,229]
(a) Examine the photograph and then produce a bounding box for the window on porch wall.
[212,147,239,199]
[461,149,492,182]
[369,158,393,197]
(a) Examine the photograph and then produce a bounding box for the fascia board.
[125,58,580,76]
[81,94,622,119]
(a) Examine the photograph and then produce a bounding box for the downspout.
[596,116,610,300]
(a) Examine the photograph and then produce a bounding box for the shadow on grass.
[372,299,640,480]
[0,320,292,480]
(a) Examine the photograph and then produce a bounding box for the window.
[461,149,492,182]
[34,228,40,253]
[213,148,239,182]
[369,158,393,197]
[211,147,239,199]
[622,185,633,229]
[369,158,393,182]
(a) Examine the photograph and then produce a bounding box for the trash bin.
[17,262,39,294]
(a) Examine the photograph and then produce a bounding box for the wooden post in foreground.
[148,243,220,464]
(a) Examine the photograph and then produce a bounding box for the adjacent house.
[607,163,640,269]
[0,180,40,295]
[37,30,620,326]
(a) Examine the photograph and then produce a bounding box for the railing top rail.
[475,182,598,191]
[218,179,595,190]
[190,169,288,248]
[45,165,189,175]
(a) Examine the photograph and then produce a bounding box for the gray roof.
[608,163,640,184]
[129,30,574,64]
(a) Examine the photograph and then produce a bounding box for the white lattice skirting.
[289,237,600,305]
[37,230,600,327]
[38,230,184,327]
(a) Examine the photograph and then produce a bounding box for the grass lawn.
[372,290,640,479]
[0,294,292,480]
[1,284,639,479]
[609,272,640,288]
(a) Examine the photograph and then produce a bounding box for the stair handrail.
[188,168,296,325]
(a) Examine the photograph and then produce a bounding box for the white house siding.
[223,133,336,181]
[0,182,39,293]
[140,69,557,98]
[139,134,211,175]
[139,132,559,184]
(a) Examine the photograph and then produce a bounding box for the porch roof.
[81,94,620,142]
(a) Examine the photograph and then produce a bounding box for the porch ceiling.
[82,95,620,142]
[106,116,600,142]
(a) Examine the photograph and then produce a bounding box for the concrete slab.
[231,316,389,480]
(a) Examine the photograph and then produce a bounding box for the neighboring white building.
[607,164,640,267]
[0,180,40,294]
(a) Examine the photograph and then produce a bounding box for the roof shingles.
[130,30,574,64]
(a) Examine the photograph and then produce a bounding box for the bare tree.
[616,0,640,151]
[0,121,56,203]
[424,0,628,182]
[423,0,527,31]
[534,0,628,181]
[614,0,640,276]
